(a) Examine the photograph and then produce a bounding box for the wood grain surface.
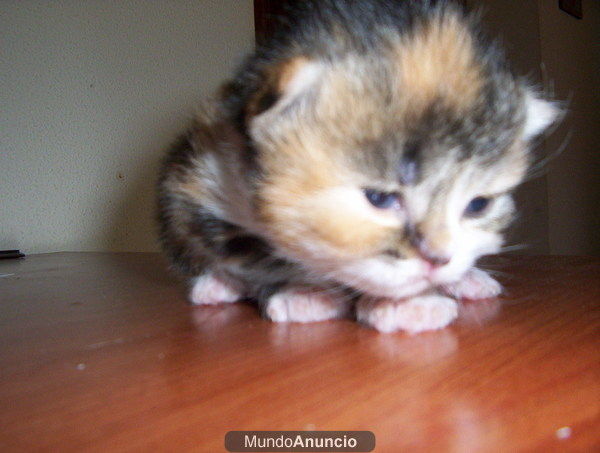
[0,253,598,452]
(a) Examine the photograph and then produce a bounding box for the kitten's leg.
[440,268,502,300]
[263,286,350,323]
[357,294,458,334]
[188,272,245,305]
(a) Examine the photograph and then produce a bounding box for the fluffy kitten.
[157,0,558,333]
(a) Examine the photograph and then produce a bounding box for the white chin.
[358,279,431,299]
[429,268,465,286]
[430,255,480,285]
[332,257,431,299]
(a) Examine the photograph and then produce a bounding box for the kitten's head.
[242,6,558,297]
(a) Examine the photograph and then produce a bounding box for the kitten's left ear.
[246,56,324,121]
[522,90,560,140]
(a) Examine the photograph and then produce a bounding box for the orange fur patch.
[172,175,207,201]
[301,189,394,255]
[246,56,312,120]
[262,186,395,257]
[394,12,484,113]
[277,56,312,93]
[317,68,388,141]
[418,217,452,256]
[259,135,395,257]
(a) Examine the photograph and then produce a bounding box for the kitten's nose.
[408,226,451,267]
[418,247,451,267]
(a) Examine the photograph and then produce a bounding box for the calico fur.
[157,0,558,332]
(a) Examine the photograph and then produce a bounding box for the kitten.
[157,0,558,333]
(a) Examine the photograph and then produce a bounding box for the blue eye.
[364,189,400,209]
[464,196,491,217]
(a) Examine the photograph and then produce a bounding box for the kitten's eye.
[364,189,401,209]
[464,196,491,217]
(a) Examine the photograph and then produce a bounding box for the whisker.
[499,244,529,253]
[522,128,572,183]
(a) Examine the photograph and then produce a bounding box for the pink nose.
[408,228,451,267]
[417,246,451,267]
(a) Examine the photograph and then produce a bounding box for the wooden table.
[0,253,598,452]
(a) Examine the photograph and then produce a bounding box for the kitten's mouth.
[421,259,461,286]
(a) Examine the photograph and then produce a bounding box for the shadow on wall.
[103,165,159,253]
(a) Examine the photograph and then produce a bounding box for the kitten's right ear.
[245,57,324,121]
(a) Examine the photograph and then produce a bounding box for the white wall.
[1,0,255,253]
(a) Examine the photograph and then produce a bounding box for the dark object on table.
[559,0,583,19]
[0,250,25,259]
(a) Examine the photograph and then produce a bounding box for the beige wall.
[1,0,255,253]
[469,0,599,255]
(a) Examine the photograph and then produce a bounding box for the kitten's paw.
[440,268,501,300]
[357,294,458,333]
[265,287,350,323]
[189,273,244,305]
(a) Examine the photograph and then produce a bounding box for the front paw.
[188,272,245,305]
[357,294,458,334]
[264,287,350,323]
[440,268,501,300]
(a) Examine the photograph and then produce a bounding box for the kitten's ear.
[246,57,323,120]
[522,90,560,141]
